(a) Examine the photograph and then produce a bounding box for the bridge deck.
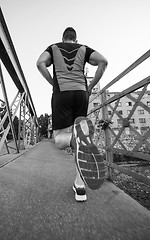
[0,139,150,240]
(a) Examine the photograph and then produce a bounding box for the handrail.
[89,50,150,103]
[88,75,150,115]
[102,50,150,92]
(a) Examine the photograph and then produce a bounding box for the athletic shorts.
[51,90,89,130]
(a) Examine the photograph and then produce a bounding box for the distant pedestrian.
[37,27,108,201]
[48,115,53,139]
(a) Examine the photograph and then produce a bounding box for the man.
[48,115,53,139]
[37,27,108,201]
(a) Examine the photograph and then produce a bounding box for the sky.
[0,0,150,117]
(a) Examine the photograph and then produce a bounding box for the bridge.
[0,7,150,240]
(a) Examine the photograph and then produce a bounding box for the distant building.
[87,77,150,134]
[106,91,150,133]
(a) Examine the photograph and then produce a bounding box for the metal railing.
[88,50,150,187]
[0,7,39,155]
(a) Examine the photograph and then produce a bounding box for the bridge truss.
[0,8,39,155]
[88,49,150,187]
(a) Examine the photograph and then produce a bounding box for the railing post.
[18,93,25,150]
[18,95,21,150]
[0,63,19,153]
[30,119,35,146]
[101,90,113,181]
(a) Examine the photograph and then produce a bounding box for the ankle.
[74,179,85,188]
[70,133,75,150]
[74,182,85,189]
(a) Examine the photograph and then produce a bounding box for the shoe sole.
[72,185,87,201]
[73,116,105,190]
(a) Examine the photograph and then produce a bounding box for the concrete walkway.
[0,139,150,240]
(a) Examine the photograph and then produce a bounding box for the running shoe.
[73,182,87,201]
[72,116,105,190]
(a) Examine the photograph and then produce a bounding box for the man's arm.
[36,51,53,86]
[88,51,108,95]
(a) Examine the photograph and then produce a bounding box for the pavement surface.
[0,139,150,240]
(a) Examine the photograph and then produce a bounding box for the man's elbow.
[99,59,108,69]
[104,60,108,69]
[36,59,40,69]
[103,59,108,68]
[105,59,108,66]
[36,59,44,70]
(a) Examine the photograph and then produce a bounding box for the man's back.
[45,42,95,93]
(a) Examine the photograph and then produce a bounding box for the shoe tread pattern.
[74,117,105,190]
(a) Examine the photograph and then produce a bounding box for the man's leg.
[53,127,86,201]
[53,127,72,150]
[53,127,85,185]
